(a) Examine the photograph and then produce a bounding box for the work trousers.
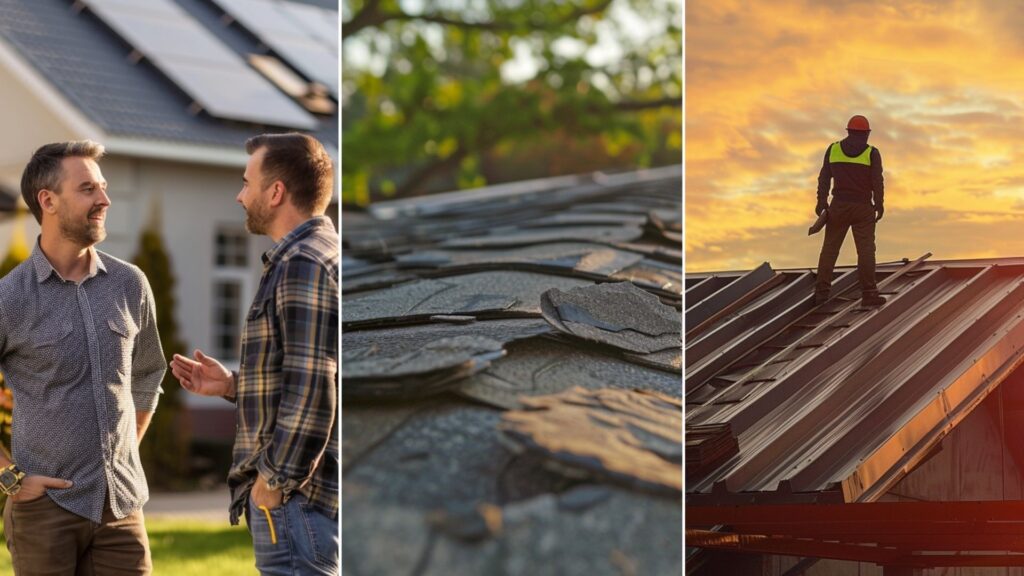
[815,200,880,298]
[3,494,151,576]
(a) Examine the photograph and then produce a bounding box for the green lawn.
[0,518,256,575]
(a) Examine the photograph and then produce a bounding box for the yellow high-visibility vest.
[828,142,872,166]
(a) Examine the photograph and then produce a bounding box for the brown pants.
[815,200,879,298]
[3,495,151,576]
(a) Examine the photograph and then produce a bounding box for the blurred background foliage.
[341,0,682,205]
[0,226,27,459]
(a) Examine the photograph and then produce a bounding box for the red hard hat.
[847,115,871,131]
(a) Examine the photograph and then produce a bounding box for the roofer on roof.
[813,114,887,307]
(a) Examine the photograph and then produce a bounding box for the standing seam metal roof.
[686,256,1024,506]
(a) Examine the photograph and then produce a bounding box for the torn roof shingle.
[500,387,683,496]
[457,337,682,410]
[342,271,594,327]
[541,282,682,355]
[685,255,1024,506]
[342,166,682,573]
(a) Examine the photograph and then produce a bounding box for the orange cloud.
[686,0,1024,271]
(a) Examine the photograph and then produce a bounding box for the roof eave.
[0,32,105,141]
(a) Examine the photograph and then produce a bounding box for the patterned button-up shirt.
[228,216,339,524]
[0,241,165,523]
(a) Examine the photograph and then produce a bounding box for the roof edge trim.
[103,137,249,167]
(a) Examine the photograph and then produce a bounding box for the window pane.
[212,279,242,360]
[215,228,248,268]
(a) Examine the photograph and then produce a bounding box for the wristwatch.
[0,464,25,496]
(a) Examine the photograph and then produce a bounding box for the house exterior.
[0,0,338,439]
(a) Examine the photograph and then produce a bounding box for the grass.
[0,517,256,575]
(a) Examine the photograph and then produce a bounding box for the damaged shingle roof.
[342,166,683,575]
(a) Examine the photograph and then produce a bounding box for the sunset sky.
[686,1,1024,272]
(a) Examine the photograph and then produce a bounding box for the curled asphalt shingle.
[539,282,682,371]
[457,338,681,410]
[342,319,553,399]
[343,335,505,397]
[343,271,593,327]
[499,387,683,496]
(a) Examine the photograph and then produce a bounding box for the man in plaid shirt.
[170,133,338,575]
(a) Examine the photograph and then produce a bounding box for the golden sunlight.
[687,0,1024,271]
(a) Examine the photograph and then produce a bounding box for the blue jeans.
[248,493,339,575]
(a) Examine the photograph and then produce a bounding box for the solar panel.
[280,1,338,51]
[210,0,338,96]
[80,0,318,129]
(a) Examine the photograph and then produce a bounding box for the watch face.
[0,470,15,488]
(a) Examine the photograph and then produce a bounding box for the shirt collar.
[261,216,334,267]
[31,237,107,283]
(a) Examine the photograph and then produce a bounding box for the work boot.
[814,292,830,305]
[861,293,886,307]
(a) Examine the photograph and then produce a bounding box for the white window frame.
[212,227,253,370]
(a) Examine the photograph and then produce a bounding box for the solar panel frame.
[210,0,338,95]
[80,0,318,129]
[280,1,338,50]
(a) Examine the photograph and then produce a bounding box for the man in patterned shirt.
[0,140,166,574]
[170,133,338,575]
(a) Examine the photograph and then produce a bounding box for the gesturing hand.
[10,475,72,503]
[169,349,236,398]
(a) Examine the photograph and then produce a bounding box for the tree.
[0,215,30,459]
[133,225,191,488]
[342,0,682,205]
[0,216,29,513]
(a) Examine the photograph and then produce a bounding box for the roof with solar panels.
[0,0,337,150]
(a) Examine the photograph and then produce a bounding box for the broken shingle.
[499,387,683,496]
[344,318,552,360]
[343,401,571,510]
[343,336,505,399]
[343,319,554,399]
[343,271,593,327]
[540,282,682,369]
[457,338,681,410]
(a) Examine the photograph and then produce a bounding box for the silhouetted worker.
[814,115,886,307]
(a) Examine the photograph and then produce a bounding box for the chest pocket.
[108,315,138,379]
[242,297,280,371]
[246,296,272,322]
[32,321,75,383]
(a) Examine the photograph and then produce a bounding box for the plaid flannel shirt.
[227,216,339,524]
